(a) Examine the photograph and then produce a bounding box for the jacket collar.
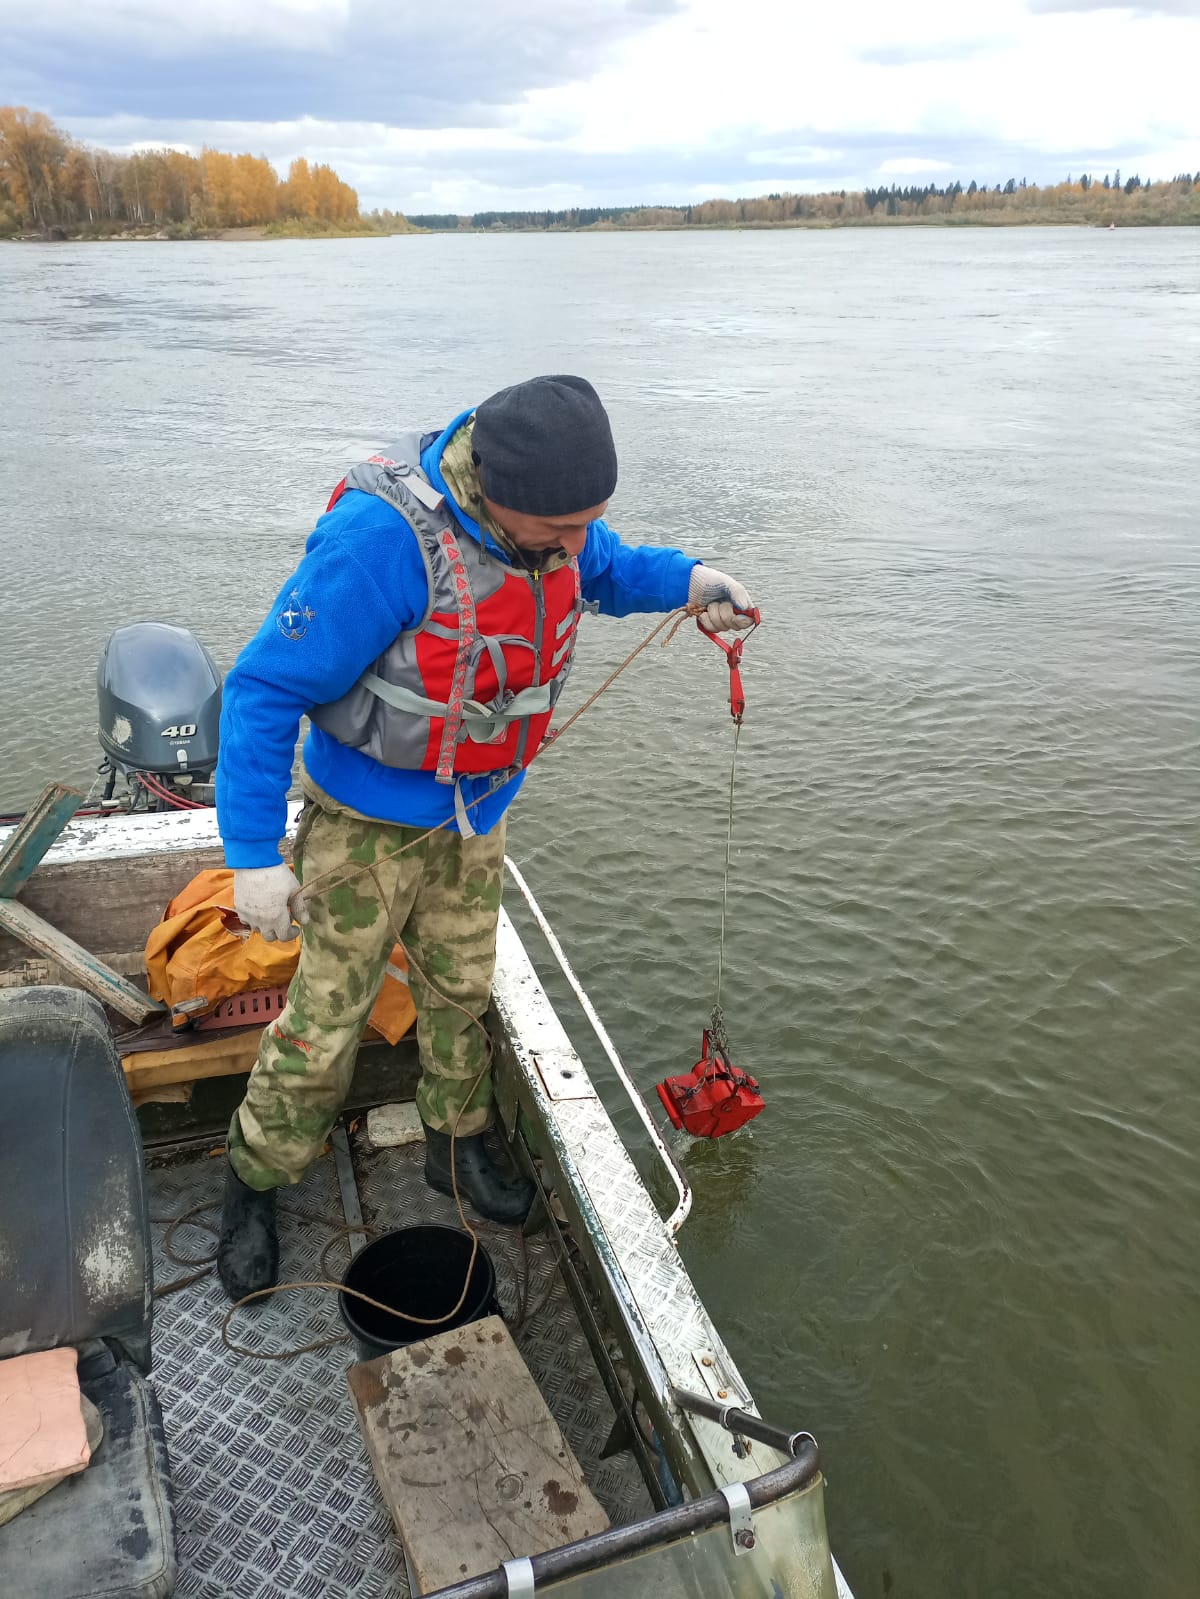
[421,410,574,577]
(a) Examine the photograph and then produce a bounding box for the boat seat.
[0,986,176,1599]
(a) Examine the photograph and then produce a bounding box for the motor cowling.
[97,622,222,779]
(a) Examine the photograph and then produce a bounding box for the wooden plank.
[0,898,164,1025]
[0,846,227,972]
[0,784,83,898]
[121,1028,263,1093]
[119,1021,403,1094]
[129,1082,194,1109]
[0,951,145,989]
[348,1316,608,1593]
[120,1018,420,1095]
[0,805,301,969]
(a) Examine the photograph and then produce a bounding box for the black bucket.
[339,1225,499,1361]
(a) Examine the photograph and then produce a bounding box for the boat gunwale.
[421,1445,824,1599]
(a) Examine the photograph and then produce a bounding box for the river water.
[1,228,1197,1598]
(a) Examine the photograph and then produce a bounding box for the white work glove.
[233,863,309,943]
[688,564,757,633]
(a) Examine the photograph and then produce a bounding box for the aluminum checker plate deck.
[147,1136,650,1599]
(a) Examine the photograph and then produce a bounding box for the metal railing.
[670,1385,818,1461]
[503,856,691,1235]
[422,1441,822,1599]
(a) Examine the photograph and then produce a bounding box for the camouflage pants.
[228,792,506,1190]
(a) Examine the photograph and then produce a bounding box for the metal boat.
[0,625,854,1597]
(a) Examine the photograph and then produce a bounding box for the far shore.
[5,216,1195,245]
[2,223,407,243]
[5,112,1195,241]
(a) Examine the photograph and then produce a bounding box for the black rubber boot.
[421,1120,535,1225]
[216,1158,279,1301]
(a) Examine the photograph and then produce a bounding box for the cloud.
[859,37,1013,65]
[879,157,957,174]
[1028,0,1199,13]
[71,110,1163,212]
[745,145,846,167]
[2,0,1198,211]
[0,0,675,125]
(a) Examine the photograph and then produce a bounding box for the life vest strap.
[433,528,479,782]
[452,768,518,839]
[360,673,444,720]
[360,672,554,743]
[361,453,446,512]
[453,777,477,838]
[461,685,553,741]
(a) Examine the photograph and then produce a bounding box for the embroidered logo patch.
[277,588,316,641]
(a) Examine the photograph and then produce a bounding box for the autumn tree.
[281,157,317,219]
[0,106,71,229]
[1,105,365,234]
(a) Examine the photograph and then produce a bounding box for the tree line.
[0,106,360,236]
[5,102,1197,239]
[411,174,1200,232]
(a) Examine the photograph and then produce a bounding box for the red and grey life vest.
[309,435,585,821]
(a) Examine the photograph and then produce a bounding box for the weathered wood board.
[0,846,228,973]
[0,952,145,990]
[0,897,163,1023]
[347,1315,608,1593]
[119,1022,397,1095]
[120,1028,264,1094]
[129,1081,194,1109]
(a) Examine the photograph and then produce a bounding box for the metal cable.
[714,719,741,1015]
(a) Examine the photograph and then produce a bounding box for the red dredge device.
[656,604,766,1139]
[656,1024,765,1138]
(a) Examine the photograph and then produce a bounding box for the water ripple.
[2,230,1198,1599]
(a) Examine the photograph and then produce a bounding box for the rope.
[147,902,509,1358]
[152,1149,558,1359]
[163,601,736,1359]
[295,603,706,906]
[221,1279,466,1361]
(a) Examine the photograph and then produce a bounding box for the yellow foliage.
[0,104,361,233]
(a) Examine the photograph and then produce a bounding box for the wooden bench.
[348,1315,608,1593]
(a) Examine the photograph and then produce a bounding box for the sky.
[2,0,1198,212]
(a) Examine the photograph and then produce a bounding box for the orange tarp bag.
[145,869,299,1024]
[144,868,416,1042]
[368,946,418,1045]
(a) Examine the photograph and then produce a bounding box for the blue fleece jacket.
[217,412,698,867]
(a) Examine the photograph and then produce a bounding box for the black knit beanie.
[473,375,618,516]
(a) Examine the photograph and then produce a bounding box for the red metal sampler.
[656,1026,765,1139]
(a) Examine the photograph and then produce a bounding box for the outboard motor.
[97,623,222,809]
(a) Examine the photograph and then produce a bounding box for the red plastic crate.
[194,986,290,1030]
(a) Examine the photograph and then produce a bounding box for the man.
[215,375,754,1301]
